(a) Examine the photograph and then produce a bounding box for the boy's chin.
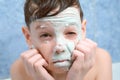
[47,61,72,74]
[53,61,71,72]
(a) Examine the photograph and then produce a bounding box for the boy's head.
[24,0,83,27]
[22,0,86,72]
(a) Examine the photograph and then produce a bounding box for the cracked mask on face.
[35,7,82,70]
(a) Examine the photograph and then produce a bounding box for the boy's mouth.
[53,59,70,63]
[52,59,72,70]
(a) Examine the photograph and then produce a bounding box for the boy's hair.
[24,0,83,27]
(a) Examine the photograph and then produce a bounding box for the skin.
[10,6,112,80]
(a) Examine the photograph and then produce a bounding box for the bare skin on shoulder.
[10,0,112,80]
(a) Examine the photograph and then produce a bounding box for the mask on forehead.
[35,7,82,70]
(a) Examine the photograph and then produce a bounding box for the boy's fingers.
[37,66,54,80]
[21,49,38,59]
[72,50,84,68]
[75,39,97,62]
[34,59,52,79]
[28,54,43,70]
[34,58,48,69]
[75,43,91,61]
[20,49,42,76]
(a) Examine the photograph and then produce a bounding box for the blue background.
[0,0,120,79]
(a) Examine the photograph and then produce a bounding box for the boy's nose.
[55,36,66,54]
[55,44,65,54]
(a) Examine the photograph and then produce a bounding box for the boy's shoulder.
[84,47,112,80]
[95,47,112,71]
[93,47,112,79]
[10,58,32,80]
[95,47,112,64]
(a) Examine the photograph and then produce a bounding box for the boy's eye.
[40,33,52,40]
[65,32,77,39]
[67,32,76,35]
[40,33,50,37]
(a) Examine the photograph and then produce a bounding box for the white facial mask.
[34,7,82,70]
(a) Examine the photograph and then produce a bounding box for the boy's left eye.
[65,32,77,39]
[66,32,76,35]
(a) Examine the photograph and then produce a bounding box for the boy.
[10,0,112,80]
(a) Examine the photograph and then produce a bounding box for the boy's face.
[24,7,85,72]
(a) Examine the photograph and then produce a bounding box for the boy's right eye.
[40,33,50,37]
[39,33,52,40]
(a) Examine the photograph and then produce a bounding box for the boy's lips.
[53,59,70,63]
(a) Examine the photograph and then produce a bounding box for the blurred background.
[0,0,120,79]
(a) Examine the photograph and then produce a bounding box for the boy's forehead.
[40,7,80,21]
[30,7,81,28]
[57,7,80,17]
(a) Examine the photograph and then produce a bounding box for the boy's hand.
[21,49,55,80]
[66,38,97,80]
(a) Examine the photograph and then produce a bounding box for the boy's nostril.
[55,45,65,54]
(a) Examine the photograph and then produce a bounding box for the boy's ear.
[81,19,87,39]
[22,26,32,48]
